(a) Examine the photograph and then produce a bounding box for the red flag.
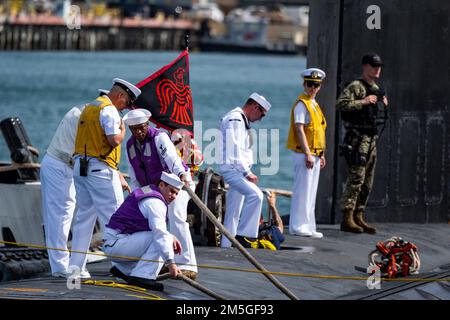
[133,50,194,135]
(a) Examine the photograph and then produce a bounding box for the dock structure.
[0,16,197,51]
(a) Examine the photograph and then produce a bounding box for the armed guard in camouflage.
[336,53,388,234]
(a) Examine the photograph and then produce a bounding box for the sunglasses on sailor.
[305,81,321,88]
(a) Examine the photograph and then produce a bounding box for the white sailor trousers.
[69,157,124,270]
[103,228,164,280]
[40,154,76,273]
[220,169,263,248]
[289,152,321,234]
[168,180,197,272]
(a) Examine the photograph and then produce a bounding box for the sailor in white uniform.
[219,92,271,248]
[123,109,198,279]
[286,68,327,238]
[40,89,108,277]
[103,172,183,291]
[69,79,141,278]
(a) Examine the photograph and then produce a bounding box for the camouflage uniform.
[337,80,385,233]
[340,132,377,213]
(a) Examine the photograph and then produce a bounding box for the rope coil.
[369,236,421,278]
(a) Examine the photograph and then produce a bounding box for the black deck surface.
[0,223,449,300]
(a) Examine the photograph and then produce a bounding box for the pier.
[0,16,197,51]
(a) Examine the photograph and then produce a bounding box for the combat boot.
[340,211,364,233]
[354,211,377,234]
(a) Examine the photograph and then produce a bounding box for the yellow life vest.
[286,93,327,156]
[74,96,121,169]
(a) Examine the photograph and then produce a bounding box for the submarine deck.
[0,223,449,300]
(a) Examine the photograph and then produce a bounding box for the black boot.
[110,266,129,282]
[127,276,164,291]
[234,235,258,248]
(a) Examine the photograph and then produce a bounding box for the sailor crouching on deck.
[103,172,183,291]
[219,93,271,248]
[122,109,198,280]
[68,78,141,278]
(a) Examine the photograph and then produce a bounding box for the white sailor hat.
[249,92,271,112]
[160,172,184,190]
[301,68,326,82]
[98,89,110,96]
[122,108,152,126]
[112,78,142,101]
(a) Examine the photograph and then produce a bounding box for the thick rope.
[1,240,449,283]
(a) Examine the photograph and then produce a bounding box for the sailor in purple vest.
[122,108,198,280]
[102,172,183,291]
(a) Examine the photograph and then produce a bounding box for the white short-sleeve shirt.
[293,99,319,125]
[100,105,121,135]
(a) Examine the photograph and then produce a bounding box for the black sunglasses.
[306,81,321,88]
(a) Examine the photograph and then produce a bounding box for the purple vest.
[127,127,189,186]
[127,127,167,186]
[106,185,167,235]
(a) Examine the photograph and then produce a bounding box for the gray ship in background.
[0,0,450,301]
[197,4,308,55]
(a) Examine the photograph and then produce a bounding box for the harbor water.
[0,51,307,216]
